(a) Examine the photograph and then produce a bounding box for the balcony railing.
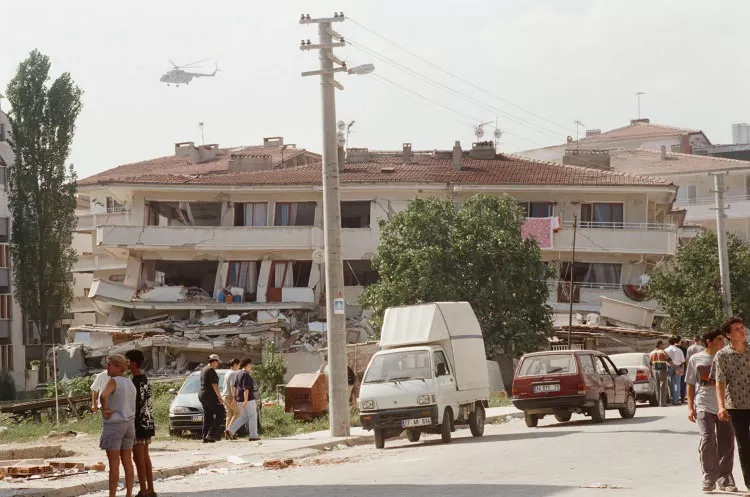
[552,222,678,255]
[675,194,750,207]
[560,221,677,231]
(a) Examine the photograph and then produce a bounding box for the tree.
[647,231,750,335]
[360,194,553,359]
[253,341,287,399]
[5,50,82,378]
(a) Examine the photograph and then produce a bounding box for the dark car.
[168,369,262,437]
[512,349,636,427]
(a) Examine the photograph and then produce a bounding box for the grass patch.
[489,394,512,408]
[258,406,362,439]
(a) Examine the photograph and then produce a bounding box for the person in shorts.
[99,354,137,497]
[222,358,241,438]
[126,350,156,497]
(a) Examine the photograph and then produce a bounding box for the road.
[84,404,741,497]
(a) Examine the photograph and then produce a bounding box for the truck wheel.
[469,404,485,437]
[374,429,385,449]
[524,413,538,428]
[591,396,606,423]
[441,408,453,443]
[406,429,421,442]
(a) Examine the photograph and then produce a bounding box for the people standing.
[665,337,686,405]
[686,329,737,493]
[125,350,156,497]
[678,337,690,403]
[198,354,225,443]
[99,354,137,497]
[90,369,110,413]
[649,340,671,407]
[687,335,706,364]
[222,358,241,438]
[715,317,750,493]
[226,358,259,441]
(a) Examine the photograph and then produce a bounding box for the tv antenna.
[199,122,205,145]
[636,92,646,119]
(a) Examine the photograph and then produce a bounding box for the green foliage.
[647,231,750,334]
[0,371,16,401]
[361,194,553,356]
[254,342,287,398]
[45,375,93,398]
[5,50,82,366]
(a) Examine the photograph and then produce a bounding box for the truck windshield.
[363,350,432,383]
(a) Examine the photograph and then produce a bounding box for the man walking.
[222,358,241,438]
[226,357,259,441]
[716,317,750,493]
[198,354,225,443]
[686,329,737,493]
[665,337,686,405]
[649,340,671,407]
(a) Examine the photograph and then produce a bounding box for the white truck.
[358,302,490,449]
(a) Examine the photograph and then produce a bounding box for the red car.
[512,350,636,427]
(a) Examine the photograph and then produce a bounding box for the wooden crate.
[285,373,327,419]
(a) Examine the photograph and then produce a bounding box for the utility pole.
[300,12,373,437]
[568,215,577,349]
[711,172,733,317]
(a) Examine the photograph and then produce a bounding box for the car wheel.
[649,394,659,407]
[554,412,572,423]
[374,429,385,449]
[441,408,453,443]
[406,429,421,443]
[619,392,637,419]
[469,404,485,437]
[591,397,606,423]
[524,412,539,428]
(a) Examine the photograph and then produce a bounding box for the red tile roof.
[81,152,672,188]
[78,145,321,186]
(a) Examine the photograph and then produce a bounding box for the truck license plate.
[533,383,560,393]
[402,417,431,428]
[191,415,204,422]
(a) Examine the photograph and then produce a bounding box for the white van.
[358,302,490,449]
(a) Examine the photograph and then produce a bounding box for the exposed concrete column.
[256,260,272,302]
[123,256,141,288]
[214,261,229,296]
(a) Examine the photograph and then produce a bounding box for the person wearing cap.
[198,354,225,443]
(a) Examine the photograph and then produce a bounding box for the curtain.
[290,204,298,226]
[274,263,286,287]
[253,203,267,226]
[582,263,621,286]
[284,262,294,287]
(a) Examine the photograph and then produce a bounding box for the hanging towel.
[521,217,554,249]
[551,216,561,233]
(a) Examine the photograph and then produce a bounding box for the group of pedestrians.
[198,354,259,443]
[90,351,156,497]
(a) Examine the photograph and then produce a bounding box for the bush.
[254,342,287,399]
[46,375,93,398]
[0,371,16,401]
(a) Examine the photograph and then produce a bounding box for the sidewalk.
[0,406,522,497]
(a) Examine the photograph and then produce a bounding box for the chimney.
[337,146,346,172]
[402,143,413,164]
[585,129,601,137]
[452,141,462,170]
[660,145,667,160]
[346,148,371,164]
[175,141,195,157]
[469,141,495,160]
[563,149,611,171]
[630,118,651,125]
[263,136,284,147]
[228,153,273,173]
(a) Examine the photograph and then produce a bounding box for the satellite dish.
[494,128,503,139]
[474,125,485,139]
[312,249,325,264]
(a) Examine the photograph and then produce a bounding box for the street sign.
[333,298,345,315]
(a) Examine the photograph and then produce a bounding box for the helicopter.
[160,59,219,87]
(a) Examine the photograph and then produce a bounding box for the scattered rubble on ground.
[263,458,296,470]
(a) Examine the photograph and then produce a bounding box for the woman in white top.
[99,354,137,497]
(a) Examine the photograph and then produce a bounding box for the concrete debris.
[87,462,106,472]
[227,455,248,465]
[263,458,296,470]
[45,431,78,439]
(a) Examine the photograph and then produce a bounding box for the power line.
[346,38,564,140]
[347,16,576,135]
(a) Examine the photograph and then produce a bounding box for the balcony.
[676,195,750,222]
[72,254,128,273]
[553,222,677,255]
[97,225,324,251]
[76,211,129,232]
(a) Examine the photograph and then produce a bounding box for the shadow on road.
[383,430,579,451]
[538,415,664,428]
[150,483,575,497]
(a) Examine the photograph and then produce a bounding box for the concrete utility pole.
[568,215,577,349]
[711,172,733,318]
[300,12,373,437]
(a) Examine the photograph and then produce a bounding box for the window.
[580,203,623,228]
[560,262,621,287]
[0,344,12,371]
[234,203,268,227]
[109,274,125,283]
[520,202,554,218]
[344,260,379,286]
[341,201,371,228]
[518,354,577,377]
[0,167,7,189]
[433,351,450,376]
[594,357,610,375]
[676,185,698,204]
[0,218,8,243]
[106,197,124,213]
[274,202,315,226]
[0,245,10,268]
[580,355,596,374]
[266,261,313,302]
[227,261,261,294]
[0,294,12,319]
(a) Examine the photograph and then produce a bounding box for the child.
[125,350,156,497]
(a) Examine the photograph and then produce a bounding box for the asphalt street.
[84,404,742,497]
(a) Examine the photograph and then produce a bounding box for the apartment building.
[0,106,30,391]
[73,139,679,332]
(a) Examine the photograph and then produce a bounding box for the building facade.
[73,140,679,333]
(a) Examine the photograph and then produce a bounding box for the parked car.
[168,369,262,437]
[512,350,636,427]
[609,353,658,406]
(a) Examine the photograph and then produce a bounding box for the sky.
[2,0,749,180]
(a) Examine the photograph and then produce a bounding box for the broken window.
[519,202,553,218]
[580,203,623,228]
[274,202,315,226]
[343,260,379,286]
[227,261,261,300]
[266,260,313,302]
[151,260,219,297]
[560,262,621,287]
[341,201,371,228]
[106,197,124,213]
[146,201,223,226]
[234,203,268,226]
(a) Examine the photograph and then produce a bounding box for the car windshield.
[364,350,431,383]
[518,354,577,377]
[178,371,226,394]
[610,353,647,367]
